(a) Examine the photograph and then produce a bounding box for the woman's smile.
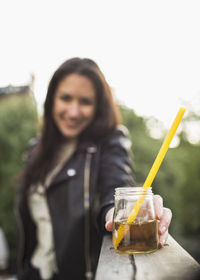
[62,118,82,129]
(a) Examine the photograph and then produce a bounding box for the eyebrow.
[57,91,95,99]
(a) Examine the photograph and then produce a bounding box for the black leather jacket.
[16,126,135,280]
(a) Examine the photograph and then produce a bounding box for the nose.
[68,101,81,118]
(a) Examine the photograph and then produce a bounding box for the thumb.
[105,220,113,232]
[105,207,114,232]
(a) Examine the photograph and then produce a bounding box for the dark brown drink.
[113,219,158,254]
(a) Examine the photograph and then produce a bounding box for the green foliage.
[0,95,38,257]
[120,105,200,261]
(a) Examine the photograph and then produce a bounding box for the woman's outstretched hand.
[105,194,172,247]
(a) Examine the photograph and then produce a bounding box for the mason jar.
[112,187,158,254]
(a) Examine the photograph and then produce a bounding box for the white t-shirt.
[0,227,9,270]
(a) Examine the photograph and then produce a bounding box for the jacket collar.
[46,140,98,190]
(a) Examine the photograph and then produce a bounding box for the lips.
[62,119,82,129]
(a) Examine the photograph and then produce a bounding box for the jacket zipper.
[84,146,97,280]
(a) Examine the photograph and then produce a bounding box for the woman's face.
[53,73,96,139]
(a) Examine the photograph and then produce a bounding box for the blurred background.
[0,0,200,276]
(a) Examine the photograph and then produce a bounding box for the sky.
[1,0,200,143]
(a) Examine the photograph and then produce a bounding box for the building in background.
[0,74,35,99]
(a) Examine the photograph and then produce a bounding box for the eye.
[60,94,72,102]
[80,98,94,105]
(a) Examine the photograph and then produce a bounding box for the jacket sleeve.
[96,125,136,232]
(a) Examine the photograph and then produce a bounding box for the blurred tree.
[0,95,38,258]
[120,104,200,261]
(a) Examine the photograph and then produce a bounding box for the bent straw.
[113,107,186,250]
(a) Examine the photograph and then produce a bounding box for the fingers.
[153,194,163,219]
[159,207,172,235]
[159,229,168,247]
[154,195,172,247]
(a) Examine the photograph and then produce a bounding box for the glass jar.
[112,187,158,254]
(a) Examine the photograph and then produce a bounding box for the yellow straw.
[113,107,186,250]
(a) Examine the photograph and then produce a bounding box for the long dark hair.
[22,57,121,189]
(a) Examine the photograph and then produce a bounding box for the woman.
[16,57,172,280]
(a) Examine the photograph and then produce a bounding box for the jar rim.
[114,186,153,196]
